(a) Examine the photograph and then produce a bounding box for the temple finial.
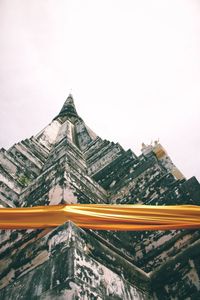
[54,94,79,120]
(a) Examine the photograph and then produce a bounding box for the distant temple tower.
[0,95,200,299]
[141,141,185,180]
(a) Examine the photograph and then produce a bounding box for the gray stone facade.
[0,95,200,299]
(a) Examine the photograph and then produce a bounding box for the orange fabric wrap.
[0,204,200,231]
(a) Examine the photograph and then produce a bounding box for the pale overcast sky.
[0,0,200,181]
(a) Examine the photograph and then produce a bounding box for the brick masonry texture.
[0,95,200,299]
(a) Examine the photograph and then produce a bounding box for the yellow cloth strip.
[1,204,200,231]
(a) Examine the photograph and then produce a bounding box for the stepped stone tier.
[0,95,200,299]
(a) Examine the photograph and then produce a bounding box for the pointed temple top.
[54,94,80,120]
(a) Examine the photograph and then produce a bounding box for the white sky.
[0,0,200,181]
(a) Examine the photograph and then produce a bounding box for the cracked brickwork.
[0,95,200,299]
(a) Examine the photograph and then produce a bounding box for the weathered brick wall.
[0,96,200,299]
[0,223,151,300]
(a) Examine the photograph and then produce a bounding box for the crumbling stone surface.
[0,95,200,299]
[0,223,150,299]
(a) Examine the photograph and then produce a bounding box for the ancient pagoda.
[0,95,200,299]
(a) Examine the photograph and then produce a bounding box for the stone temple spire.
[54,94,80,120]
[1,94,200,299]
